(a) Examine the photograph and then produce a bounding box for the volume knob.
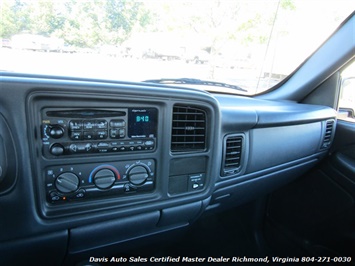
[55,172,79,193]
[48,125,64,139]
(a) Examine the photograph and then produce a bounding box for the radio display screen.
[128,108,158,138]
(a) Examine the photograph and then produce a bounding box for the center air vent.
[171,105,206,152]
[222,135,243,176]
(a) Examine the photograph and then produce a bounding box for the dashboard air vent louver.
[171,105,206,152]
[321,120,334,149]
[222,135,243,176]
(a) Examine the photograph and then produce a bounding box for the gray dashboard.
[0,73,337,265]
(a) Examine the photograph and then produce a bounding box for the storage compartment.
[69,211,160,253]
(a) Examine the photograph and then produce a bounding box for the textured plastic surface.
[246,122,321,173]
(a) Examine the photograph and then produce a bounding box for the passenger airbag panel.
[246,122,321,173]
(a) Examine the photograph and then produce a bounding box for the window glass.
[0,0,354,95]
[338,61,355,122]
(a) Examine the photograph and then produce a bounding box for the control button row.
[49,189,85,202]
[70,130,110,140]
[49,140,155,155]
[69,120,110,130]
[69,120,125,130]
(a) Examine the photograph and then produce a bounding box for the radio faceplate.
[41,107,158,157]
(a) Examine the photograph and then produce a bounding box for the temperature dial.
[128,165,149,185]
[55,172,79,193]
[93,169,116,189]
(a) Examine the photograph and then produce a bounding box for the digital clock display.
[136,115,150,123]
[128,108,157,138]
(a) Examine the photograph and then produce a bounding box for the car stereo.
[41,107,158,157]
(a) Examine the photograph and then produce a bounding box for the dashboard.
[0,73,337,265]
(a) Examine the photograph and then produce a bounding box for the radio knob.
[50,143,65,156]
[55,172,79,193]
[93,169,116,189]
[128,165,149,185]
[48,125,64,139]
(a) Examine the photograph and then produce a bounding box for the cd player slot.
[46,109,126,118]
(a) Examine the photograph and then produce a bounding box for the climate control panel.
[45,159,155,204]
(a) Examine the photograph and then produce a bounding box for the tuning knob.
[50,143,65,156]
[128,165,149,185]
[55,172,79,193]
[93,169,116,189]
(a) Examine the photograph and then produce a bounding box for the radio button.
[144,140,154,146]
[69,120,82,130]
[97,142,109,152]
[119,129,125,138]
[83,120,95,130]
[109,129,120,138]
[96,130,108,139]
[111,147,119,152]
[96,120,108,129]
[97,142,109,147]
[70,131,83,140]
[84,131,94,140]
[69,144,78,153]
[77,143,93,153]
[110,119,125,127]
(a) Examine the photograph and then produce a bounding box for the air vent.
[321,120,334,149]
[171,105,206,152]
[222,135,243,176]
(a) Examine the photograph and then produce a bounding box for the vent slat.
[171,141,205,144]
[172,127,205,130]
[222,135,243,176]
[173,120,205,123]
[172,135,205,137]
[171,105,206,152]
